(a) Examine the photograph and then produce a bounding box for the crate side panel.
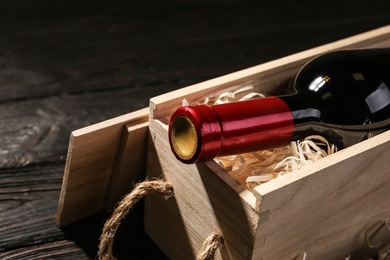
[145,119,259,260]
[56,108,149,227]
[252,131,390,259]
[104,121,149,211]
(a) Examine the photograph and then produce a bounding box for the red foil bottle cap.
[169,97,294,164]
[169,105,222,164]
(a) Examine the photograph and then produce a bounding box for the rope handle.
[97,179,224,260]
[98,180,174,260]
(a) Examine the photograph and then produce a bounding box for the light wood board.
[252,130,390,259]
[56,108,149,227]
[145,119,259,260]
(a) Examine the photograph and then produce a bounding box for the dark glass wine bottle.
[169,48,390,164]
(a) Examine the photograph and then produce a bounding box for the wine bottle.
[169,48,390,164]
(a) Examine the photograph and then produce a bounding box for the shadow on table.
[61,200,168,259]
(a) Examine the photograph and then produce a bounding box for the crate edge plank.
[103,121,149,212]
[56,107,149,227]
[251,130,390,259]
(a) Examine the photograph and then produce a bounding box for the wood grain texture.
[0,1,388,102]
[253,130,390,259]
[1,0,390,259]
[56,108,149,227]
[145,119,259,259]
[0,164,64,251]
[104,121,149,211]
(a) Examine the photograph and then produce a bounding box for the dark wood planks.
[0,0,390,259]
[0,162,167,259]
[0,84,182,168]
[0,1,388,102]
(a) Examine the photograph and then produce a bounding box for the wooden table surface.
[1,1,390,259]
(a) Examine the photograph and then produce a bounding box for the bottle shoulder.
[290,48,390,125]
[293,48,390,93]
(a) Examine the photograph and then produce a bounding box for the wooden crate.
[56,25,390,259]
[145,25,390,259]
